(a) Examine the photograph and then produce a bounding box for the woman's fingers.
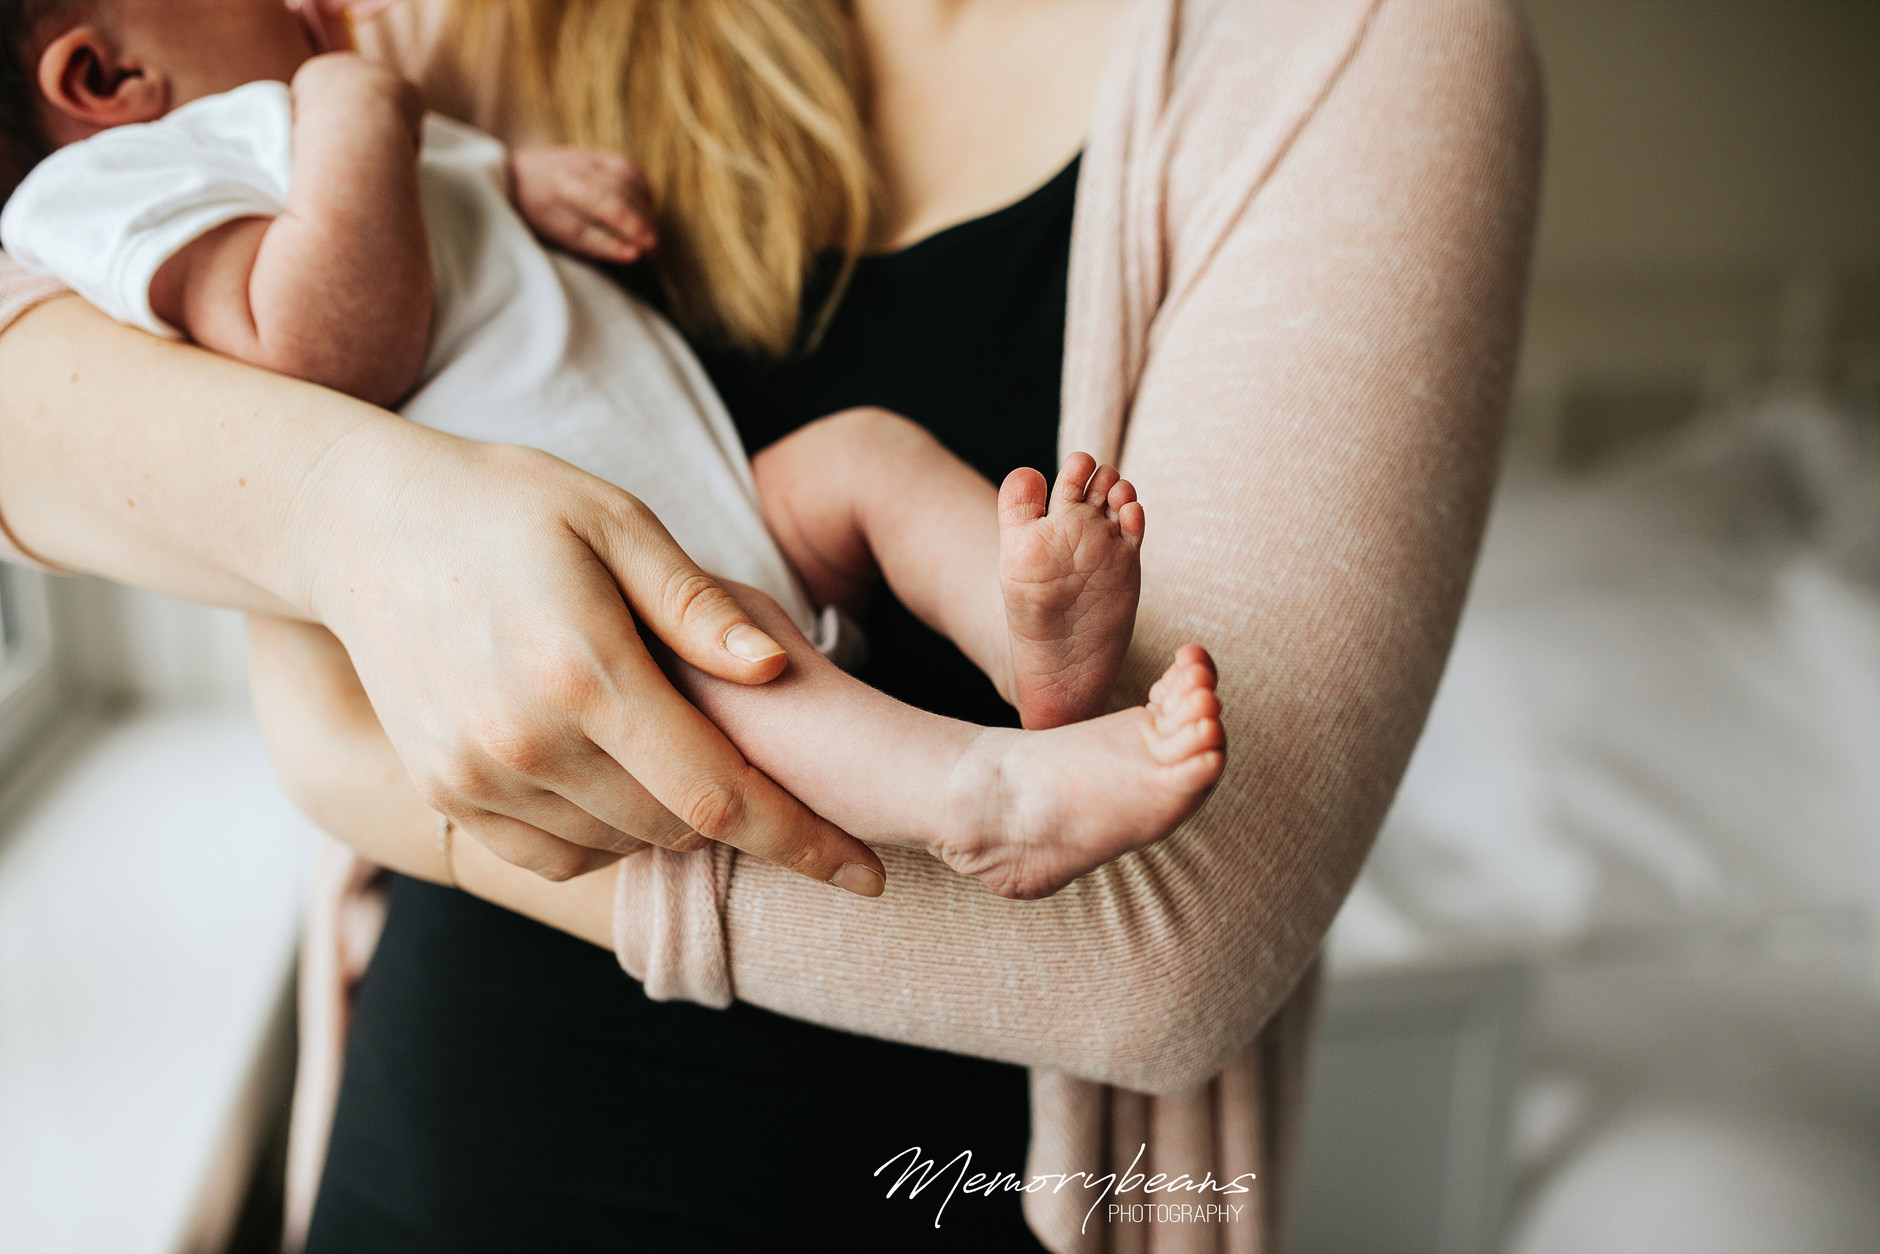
[445,681,865,884]
[452,809,624,882]
[549,558,885,894]
[587,499,792,685]
[507,749,712,853]
[580,639,886,896]
[471,783,679,855]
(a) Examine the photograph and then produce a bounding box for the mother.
[0,0,1539,1249]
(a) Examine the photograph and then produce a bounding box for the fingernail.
[726,624,785,663]
[832,862,884,898]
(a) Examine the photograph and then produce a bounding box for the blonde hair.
[449,0,873,356]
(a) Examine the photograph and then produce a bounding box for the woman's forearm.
[0,294,399,615]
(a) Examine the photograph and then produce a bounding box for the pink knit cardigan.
[0,1,1540,1249]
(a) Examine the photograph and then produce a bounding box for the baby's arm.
[148,54,431,408]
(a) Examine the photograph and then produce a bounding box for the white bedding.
[1331,391,1880,973]
[1322,390,1880,1250]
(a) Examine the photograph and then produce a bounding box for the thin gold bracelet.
[435,813,459,889]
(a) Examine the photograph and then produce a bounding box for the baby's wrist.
[291,53,424,142]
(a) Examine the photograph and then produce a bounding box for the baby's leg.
[659,584,1224,901]
[752,408,1009,682]
[753,409,1146,729]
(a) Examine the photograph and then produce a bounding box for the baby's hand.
[509,147,657,264]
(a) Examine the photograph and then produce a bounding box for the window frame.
[0,563,67,785]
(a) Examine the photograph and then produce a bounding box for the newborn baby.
[0,0,1225,899]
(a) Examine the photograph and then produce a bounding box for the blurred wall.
[1513,0,1880,459]
[51,578,251,710]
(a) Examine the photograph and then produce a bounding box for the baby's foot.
[940,646,1225,899]
[998,453,1146,729]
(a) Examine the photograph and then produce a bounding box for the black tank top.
[307,158,1079,1254]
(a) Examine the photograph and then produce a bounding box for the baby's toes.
[1051,453,1099,510]
[1082,464,1122,515]
[1153,715,1225,767]
[1147,648,1207,704]
[1145,685,1225,764]
[1174,644,1215,676]
[1105,479,1146,541]
[1116,500,1146,544]
[1153,679,1220,736]
[998,466,1051,528]
[1149,650,1219,715]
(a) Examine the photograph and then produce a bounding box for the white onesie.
[0,80,829,643]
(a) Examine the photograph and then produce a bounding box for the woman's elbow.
[1104,1000,1258,1096]
[1057,945,1277,1095]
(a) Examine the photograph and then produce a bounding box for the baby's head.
[1,0,312,196]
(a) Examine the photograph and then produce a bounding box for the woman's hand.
[290,419,887,893]
[246,613,622,948]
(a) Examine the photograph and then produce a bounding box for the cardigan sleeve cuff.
[611,843,735,1009]
[0,252,68,333]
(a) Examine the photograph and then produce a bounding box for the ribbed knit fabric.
[0,1,1541,1249]
[0,256,64,335]
[611,843,736,1008]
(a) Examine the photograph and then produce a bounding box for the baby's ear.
[35,26,166,140]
